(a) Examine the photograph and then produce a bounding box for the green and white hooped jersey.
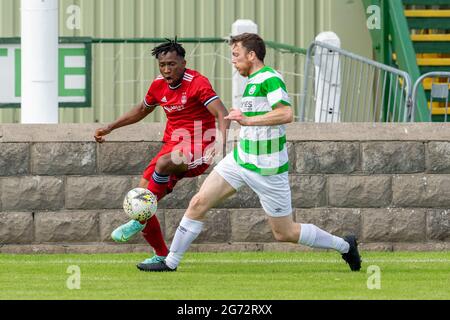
[234,66,291,176]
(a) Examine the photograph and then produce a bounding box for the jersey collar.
[168,69,187,90]
[248,65,269,79]
[169,82,182,90]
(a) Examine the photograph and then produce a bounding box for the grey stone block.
[286,142,296,173]
[290,175,326,208]
[0,176,64,211]
[426,210,449,241]
[220,185,261,209]
[359,243,394,252]
[66,176,131,209]
[99,210,129,242]
[0,143,29,176]
[295,208,361,238]
[99,210,164,244]
[35,211,100,242]
[393,175,450,208]
[158,177,199,209]
[164,209,231,243]
[0,212,34,244]
[362,142,425,174]
[392,242,450,251]
[130,176,144,188]
[98,142,162,175]
[31,143,96,175]
[230,209,274,242]
[427,142,450,173]
[295,142,359,174]
[362,208,426,242]
[328,176,392,208]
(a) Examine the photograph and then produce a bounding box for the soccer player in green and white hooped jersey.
[234,64,290,176]
[139,33,362,273]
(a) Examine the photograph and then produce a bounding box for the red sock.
[140,171,170,256]
[142,215,169,257]
[147,172,169,200]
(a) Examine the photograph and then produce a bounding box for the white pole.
[21,0,59,124]
[231,20,258,109]
[314,32,342,123]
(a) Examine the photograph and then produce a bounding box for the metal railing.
[362,0,429,122]
[412,72,450,123]
[299,41,413,123]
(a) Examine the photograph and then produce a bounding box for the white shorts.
[213,153,292,217]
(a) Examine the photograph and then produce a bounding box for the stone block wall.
[0,123,449,253]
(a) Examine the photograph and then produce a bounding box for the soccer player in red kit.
[94,39,229,271]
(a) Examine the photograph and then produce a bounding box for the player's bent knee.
[155,152,187,174]
[190,193,212,212]
[155,156,172,173]
[185,194,209,220]
[189,193,205,210]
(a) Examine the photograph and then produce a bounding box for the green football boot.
[111,220,145,243]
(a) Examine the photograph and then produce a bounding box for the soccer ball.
[123,188,158,222]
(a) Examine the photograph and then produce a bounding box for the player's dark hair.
[151,37,186,59]
[230,33,266,62]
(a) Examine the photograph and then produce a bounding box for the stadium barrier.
[5,33,450,125]
[299,41,413,123]
[411,72,450,123]
[1,36,433,124]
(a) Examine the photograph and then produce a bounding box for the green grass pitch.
[0,251,449,300]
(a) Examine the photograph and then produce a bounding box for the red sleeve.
[194,76,219,107]
[144,80,159,107]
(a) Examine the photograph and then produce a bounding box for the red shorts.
[142,142,212,193]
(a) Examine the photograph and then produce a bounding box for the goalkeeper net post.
[21,0,58,124]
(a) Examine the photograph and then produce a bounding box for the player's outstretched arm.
[225,103,293,127]
[206,99,231,155]
[94,102,156,143]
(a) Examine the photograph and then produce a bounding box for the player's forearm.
[207,100,231,152]
[217,116,231,155]
[108,102,152,131]
[246,106,293,126]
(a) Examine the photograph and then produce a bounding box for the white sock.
[165,217,204,269]
[299,224,349,254]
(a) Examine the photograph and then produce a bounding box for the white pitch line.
[0,258,449,265]
[184,258,450,264]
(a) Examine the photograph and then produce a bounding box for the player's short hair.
[151,37,186,59]
[230,33,266,62]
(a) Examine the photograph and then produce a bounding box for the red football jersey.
[144,69,219,145]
